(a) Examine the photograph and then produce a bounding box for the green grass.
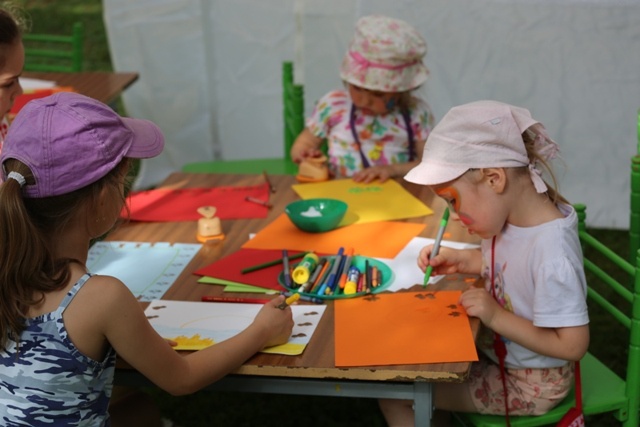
[19,1,633,425]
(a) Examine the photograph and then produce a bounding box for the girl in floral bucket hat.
[290,14,434,183]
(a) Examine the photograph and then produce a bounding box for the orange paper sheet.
[242,213,425,258]
[334,291,478,367]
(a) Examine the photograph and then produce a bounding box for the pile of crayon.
[282,249,383,298]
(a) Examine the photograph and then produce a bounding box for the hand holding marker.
[423,207,450,287]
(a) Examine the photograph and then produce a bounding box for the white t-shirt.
[478,203,589,369]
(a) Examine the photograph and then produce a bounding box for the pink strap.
[349,51,418,71]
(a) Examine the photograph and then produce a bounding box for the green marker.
[423,207,450,287]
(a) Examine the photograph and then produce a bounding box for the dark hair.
[0,3,23,40]
[0,3,26,67]
[0,158,131,351]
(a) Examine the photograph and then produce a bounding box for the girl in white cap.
[380,100,589,425]
[290,14,434,183]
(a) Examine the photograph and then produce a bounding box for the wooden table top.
[23,71,139,106]
[111,172,481,382]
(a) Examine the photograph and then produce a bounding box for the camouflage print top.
[0,273,116,426]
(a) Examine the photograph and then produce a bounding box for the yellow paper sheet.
[334,291,478,367]
[242,213,425,258]
[145,300,326,355]
[292,179,433,225]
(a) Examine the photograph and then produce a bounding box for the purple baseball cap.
[1,92,164,198]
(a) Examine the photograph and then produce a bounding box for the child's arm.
[97,277,294,396]
[460,289,589,361]
[418,246,483,276]
[290,128,324,163]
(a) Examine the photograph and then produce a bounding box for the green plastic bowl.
[285,198,348,233]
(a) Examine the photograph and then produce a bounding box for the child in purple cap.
[380,101,589,425]
[0,3,25,153]
[290,14,434,183]
[0,92,294,427]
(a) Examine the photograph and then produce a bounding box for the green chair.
[181,61,302,175]
[630,110,640,264]
[23,22,84,72]
[454,201,640,426]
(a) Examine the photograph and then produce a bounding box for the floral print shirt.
[306,90,434,178]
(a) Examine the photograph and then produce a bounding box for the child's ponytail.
[522,128,568,206]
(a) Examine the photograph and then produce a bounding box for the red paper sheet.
[194,248,308,291]
[124,184,270,221]
[334,291,478,367]
[10,87,75,115]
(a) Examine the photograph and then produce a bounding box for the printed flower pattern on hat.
[340,15,429,92]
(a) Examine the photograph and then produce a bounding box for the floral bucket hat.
[339,15,429,93]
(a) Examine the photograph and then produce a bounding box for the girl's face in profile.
[348,84,399,115]
[432,173,505,239]
[0,41,23,118]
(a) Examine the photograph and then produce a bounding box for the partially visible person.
[380,100,589,426]
[290,14,434,183]
[0,92,294,426]
[0,1,24,153]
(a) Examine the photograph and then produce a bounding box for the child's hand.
[418,246,461,275]
[352,165,395,183]
[290,129,323,164]
[253,296,295,348]
[459,287,501,327]
[418,246,482,276]
[291,148,324,164]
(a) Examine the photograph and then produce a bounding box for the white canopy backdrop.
[104,0,640,228]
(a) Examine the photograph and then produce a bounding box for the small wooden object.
[296,155,329,182]
[196,206,225,242]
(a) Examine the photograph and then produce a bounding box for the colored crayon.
[245,196,272,208]
[241,252,305,274]
[281,291,324,304]
[201,296,271,304]
[277,292,300,309]
[338,248,354,289]
[311,258,332,294]
[282,249,292,288]
[299,258,326,294]
[319,248,343,295]
[263,170,275,193]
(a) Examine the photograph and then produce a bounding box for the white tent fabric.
[104,0,640,229]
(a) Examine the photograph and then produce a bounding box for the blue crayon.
[282,249,292,288]
[324,248,344,295]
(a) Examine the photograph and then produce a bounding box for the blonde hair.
[462,129,567,206]
[521,129,568,205]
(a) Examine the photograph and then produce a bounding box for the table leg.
[414,382,433,426]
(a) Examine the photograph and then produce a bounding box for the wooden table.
[22,71,139,105]
[112,172,481,426]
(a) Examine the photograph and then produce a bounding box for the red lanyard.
[491,236,511,425]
